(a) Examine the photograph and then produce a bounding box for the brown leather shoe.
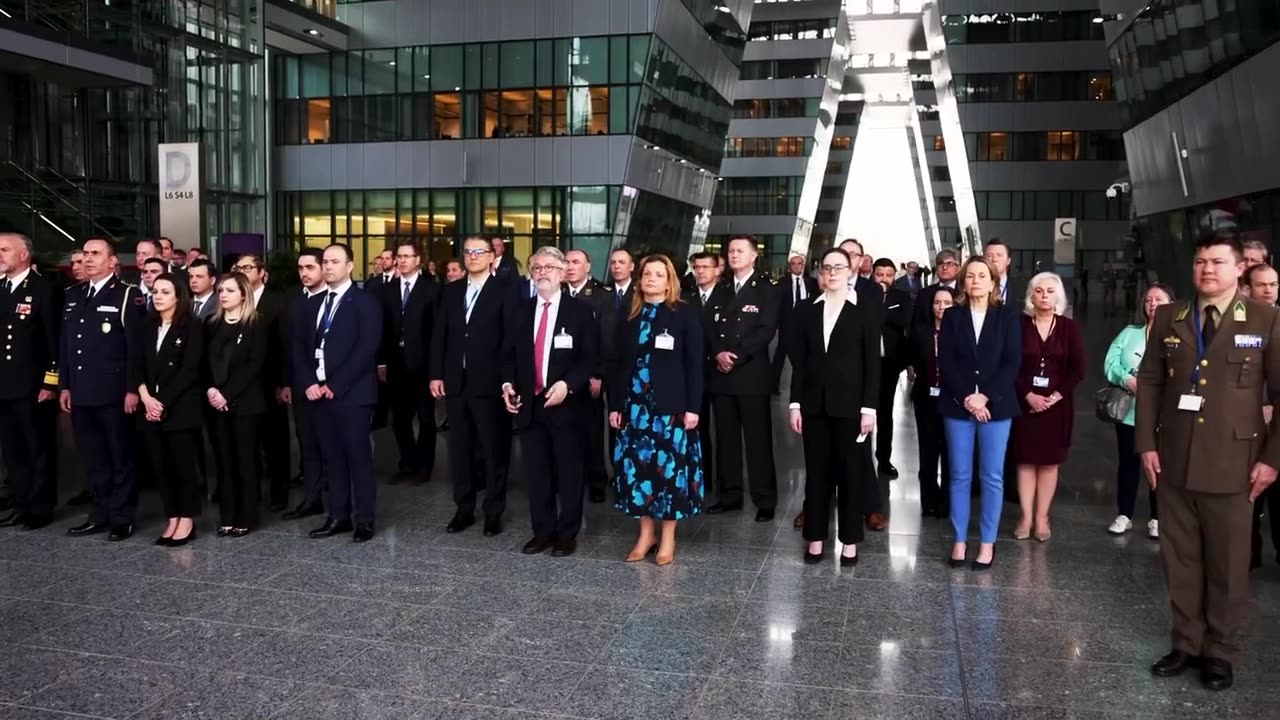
[865,513,887,531]
[793,512,805,529]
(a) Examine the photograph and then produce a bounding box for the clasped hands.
[1025,391,1062,414]
[964,392,991,423]
[502,381,569,414]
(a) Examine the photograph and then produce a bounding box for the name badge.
[1234,334,1263,349]
[655,331,675,351]
[929,386,940,397]
[101,322,112,334]
[1032,376,1050,388]
[553,330,573,349]
[97,305,118,312]
[315,349,327,382]
[1178,394,1204,412]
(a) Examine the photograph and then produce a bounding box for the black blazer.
[291,287,382,406]
[876,285,913,372]
[707,272,781,394]
[566,278,615,380]
[378,274,441,376]
[789,297,880,418]
[937,303,1022,421]
[430,274,515,398]
[133,314,205,430]
[609,301,703,417]
[681,284,732,381]
[0,271,62,400]
[777,273,819,330]
[204,317,268,416]
[502,294,600,429]
[254,289,288,391]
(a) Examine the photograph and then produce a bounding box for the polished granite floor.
[2,307,1280,720]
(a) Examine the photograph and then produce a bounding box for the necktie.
[615,289,623,310]
[465,284,480,323]
[86,284,96,302]
[402,280,410,311]
[793,277,800,307]
[533,300,551,395]
[194,298,204,317]
[701,291,708,306]
[146,295,154,312]
[735,281,742,295]
[1202,305,1217,347]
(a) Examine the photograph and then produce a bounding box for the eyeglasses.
[530,264,563,274]
[938,260,959,267]
[819,264,850,274]
[231,264,261,273]
[462,248,492,257]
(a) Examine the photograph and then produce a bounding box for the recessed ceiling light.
[423,74,431,79]
[388,61,396,66]
[304,28,321,37]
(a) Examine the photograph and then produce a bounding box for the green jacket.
[1104,324,1146,426]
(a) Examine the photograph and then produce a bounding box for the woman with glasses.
[939,256,1022,570]
[205,273,268,537]
[788,248,880,565]
[134,274,205,546]
[610,254,704,566]
[1105,283,1174,538]
[909,285,958,518]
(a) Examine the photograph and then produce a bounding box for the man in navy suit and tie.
[282,248,329,520]
[431,234,517,536]
[502,247,600,557]
[297,243,382,543]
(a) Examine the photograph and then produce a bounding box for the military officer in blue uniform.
[59,238,146,541]
[0,233,62,530]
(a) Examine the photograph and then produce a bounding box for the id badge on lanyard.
[1180,303,1207,412]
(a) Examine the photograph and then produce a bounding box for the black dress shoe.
[523,536,554,554]
[22,516,52,531]
[67,490,92,507]
[840,553,859,567]
[168,529,197,547]
[67,521,107,537]
[154,536,174,547]
[879,462,899,479]
[551,538,577,557]
[0,510,20,527]
[483,516,503,537]
[309,518,353,538]
[108,524,134,542]
[1151,650,1199,677]
[1200,657,1233,691]
[588,488,607,504]
[803,550,823,564]
[353,523,375,543]
[282,502,324,521]
[706,502,743,515]
[971,555,994,571]
[446,512,475,534]
[227,528,251,538]
[755,508,775,523]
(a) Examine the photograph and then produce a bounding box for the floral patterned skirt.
[612,402,704,521]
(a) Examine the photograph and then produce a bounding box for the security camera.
[1106,182,1130,199]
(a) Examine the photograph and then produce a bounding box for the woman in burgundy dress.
[1010,272,1086,541]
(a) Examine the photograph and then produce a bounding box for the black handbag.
[1095,385,1133,424]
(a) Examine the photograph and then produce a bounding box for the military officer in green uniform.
[1137,232,1280,691]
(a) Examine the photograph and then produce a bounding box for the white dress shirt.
[532,290,562,390]
[399,271,420,301]
[252,285,265,309]
[613,279,631,298]
[568,280,590,297]
[465,272,491,324]
[789,293,875,417]
[697,284,716,305]
[156,322,170,351]
[733,270,754,294]
[971,308,987,341]
[315,279,353,329]
[788,273,808,305]
[5,267,30,291]
[192,293,213,317]
[87,275,112,297]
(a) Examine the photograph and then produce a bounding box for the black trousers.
[1115,422,1156,519]
[913,397,950,514]
[389,370,438,477]
[70,404,136,526]
[315,401,377,525]
[801,414,866,545]
[142,424,202,518]
[523,407,586,539]
[0,396,58,520]
[713,393,776,510]
[699,390,716,495]
[583,391,609,494]
[259,402,292,506]
[446,394,510,518]
[770,334,793,392]
[875,367,901,466]
[293,400,325,507]
[212,412,261,529]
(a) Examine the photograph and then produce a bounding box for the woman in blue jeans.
[938,256,1022,569]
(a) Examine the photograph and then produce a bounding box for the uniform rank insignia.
[16,303,32,316]
[1164,335,1180,349]
[1234,334,1263,349]
[1233,301,1247,323]
[742,304,759,313]
[1175,304,1190,322]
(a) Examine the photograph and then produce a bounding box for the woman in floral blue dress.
[609,254,705,566]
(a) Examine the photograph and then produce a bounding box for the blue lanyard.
[1190,303,1207,388]
[320,292,338,337]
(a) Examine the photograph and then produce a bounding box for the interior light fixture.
[304,28,322,37]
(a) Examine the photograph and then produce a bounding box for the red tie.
[534,300,551,395]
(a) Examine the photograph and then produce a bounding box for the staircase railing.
[2,160,120,243]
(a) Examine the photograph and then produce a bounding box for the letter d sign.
[165,151,191,189]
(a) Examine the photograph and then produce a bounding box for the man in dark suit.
[839,239,879,298]
[60,238,146,540]
[503,247,600,557]
[871,258,912,480]
[0,234,62,529]
[604,247,636,315]
[364,250,396,292]
[707,235,781,522]
[564,248,614,503]
[772,253,818,393]
[297,243,383,542]
[682,251,731,496]
[377,239,440,483]
[281,248,329,520]
[985,238,1023,309]
[187,259,218,321]
[431,234,517,536]
[235,254,293,512]
[894,261,924,301]
[492,237,520,282]
[912,248,961,334]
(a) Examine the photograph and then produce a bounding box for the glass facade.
[723,137,815,158]
[973,190,1129,221]
[0,0,266,252]
[942,12,1106,45]
[953,71,1114,103]
[964,131,1125,162]
[748,18,839,42]
[633,38,733,171]
[275,35,650,145]
[1107,1,1280,130]
[732,97,823,118]
[740,59,826,80]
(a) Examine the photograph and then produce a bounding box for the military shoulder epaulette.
[120,280,137,288]
[768,277,778,285]
[1175,304,1190,322]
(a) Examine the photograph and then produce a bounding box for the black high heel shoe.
[971,550,995,571]
[803,548,823,564]
[154,536,174,547]
[168,528,197,547]
[840,552,859,567]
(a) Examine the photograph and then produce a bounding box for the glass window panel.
[483,189,501,233]
[609,85,629,133]
[571,37,609,85]
[987,192,1012,220]
[433,190,457,237]
[412,47,430,92]
[1036,191,1058,220]
[973,191,987,219]
[414,189,432,237]
[364,50,396,94]
[629,35,650,84]
[502,188,535,238]
[537,88,567,136]
[397,47,414,92]
[459,189,481,234]
[281,55,301,98]
[1084,191,1107,220]
[432,45,464,91]
[502,41,535,88]
[568,185,609,234]
[569,86,608,135]
[610,36,628,84]
[482,43,499,89]
[300,54,329,98]
[553,38,570,86]
[464,45,481,89]
[368,95,396,141]
[483,91,500,137]
[502,90,534,137]
[305,99,331,144]
[536,187,559,235]
[463,92,482,138]
[535,39,554,86]
[331,53,347,96]
[433,93,461,139]
[301,191,332,238]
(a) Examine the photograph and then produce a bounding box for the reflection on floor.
[2,308,1279,719]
